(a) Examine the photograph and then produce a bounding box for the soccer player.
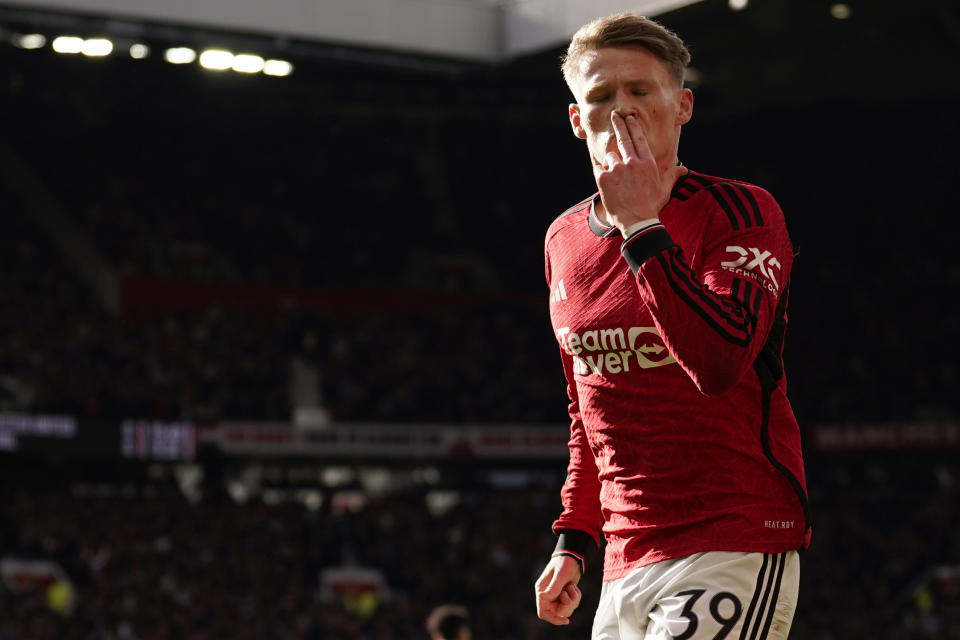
[534,13,811,640]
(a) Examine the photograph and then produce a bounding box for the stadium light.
[129,43,150,59]
[199,49,234,70]
[14,34,46,50]
[232,54,265,74]
[263,59,293,77]
[728,0,748,10]
[81,38,113,57]
[51,36,84,54]
[164,47,196,64]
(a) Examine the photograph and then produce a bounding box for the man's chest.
[547,233,677,375]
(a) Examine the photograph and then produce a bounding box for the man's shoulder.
[545,193,596,245]
[675,171,776,201]
[674,171,783,231]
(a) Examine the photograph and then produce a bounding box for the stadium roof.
[0,0,702,61]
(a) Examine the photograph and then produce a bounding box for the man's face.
[568,46,693,173]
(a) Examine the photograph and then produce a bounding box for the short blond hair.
[561,13,691,89]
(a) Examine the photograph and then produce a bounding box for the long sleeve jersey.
[544,171,811,582]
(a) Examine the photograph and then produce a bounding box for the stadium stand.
[1,452,958,639]
[1,0,958,637]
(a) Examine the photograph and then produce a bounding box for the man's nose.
[611,91,639,118]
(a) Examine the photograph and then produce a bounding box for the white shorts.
[592,551,799,640]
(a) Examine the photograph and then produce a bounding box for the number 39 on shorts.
[672,590,742,640]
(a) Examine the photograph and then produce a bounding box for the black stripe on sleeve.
[707,185,743,231]
[666,250,754,342]
[732,182,765,227]
[754,285,812,534]
[668,249,747,322]
[748,283,763,332]
[718,182,755,230]
[684,174,714,188]
[658,252,749,347]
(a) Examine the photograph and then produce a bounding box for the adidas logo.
[550,279,568,303]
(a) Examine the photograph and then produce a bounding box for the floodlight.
[263,59,293,77]
[51,36,84,54]
[232,54,265,74]
[15,34,46,49]
[130,43,150,59]
[199,49,233,70]
[164,47,196,64]
[830,3,851,19]
[81,38,113,57]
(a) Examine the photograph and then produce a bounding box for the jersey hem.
[601,540,809,582]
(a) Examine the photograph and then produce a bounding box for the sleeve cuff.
[621,224,675,275]
[553,529,600,570]
[621,217,662,237]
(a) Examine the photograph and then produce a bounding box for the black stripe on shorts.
[741,553,786,640]
[740,553,787,640]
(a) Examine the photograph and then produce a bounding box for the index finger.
[611,112,638,160]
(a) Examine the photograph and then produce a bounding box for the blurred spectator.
[0,452,958,639]
[425,604,471,640]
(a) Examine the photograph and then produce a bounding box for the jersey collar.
[587,196,620,238]
[587,168,695,238]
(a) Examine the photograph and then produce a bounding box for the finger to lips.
[621,114,654,159]
[611,112,636,159]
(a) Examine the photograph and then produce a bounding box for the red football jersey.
[545,171,811,582]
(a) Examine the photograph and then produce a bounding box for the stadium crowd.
[1,453,958,639]
[1,45,957,425]
[1,9,959,640]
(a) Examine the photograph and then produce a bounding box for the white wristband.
[622,217,662,238]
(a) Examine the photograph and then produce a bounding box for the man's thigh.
[592,551,800,640]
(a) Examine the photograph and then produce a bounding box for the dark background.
[1,0,958,638]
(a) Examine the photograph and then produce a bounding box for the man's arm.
[621,186,793,395]
[535,350,602,625]
[535,554,583,626]
[594,111,792,395]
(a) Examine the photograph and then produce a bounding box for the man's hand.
[534,554,583,625]
[593,111,687,234]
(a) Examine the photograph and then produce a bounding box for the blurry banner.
[201,422,569,460]
[0,557,69,594]
[0,413,195,460]
[122,420,196,461]
[0,413,77,452]
[119,276,539,321]
[7,414,957,460]
[810,420,960,452]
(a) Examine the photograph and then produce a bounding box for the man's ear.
[569,103,587,139]
[675,88,693,126]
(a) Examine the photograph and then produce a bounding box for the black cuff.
[621,228,675,275]
[553,529,600,569]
